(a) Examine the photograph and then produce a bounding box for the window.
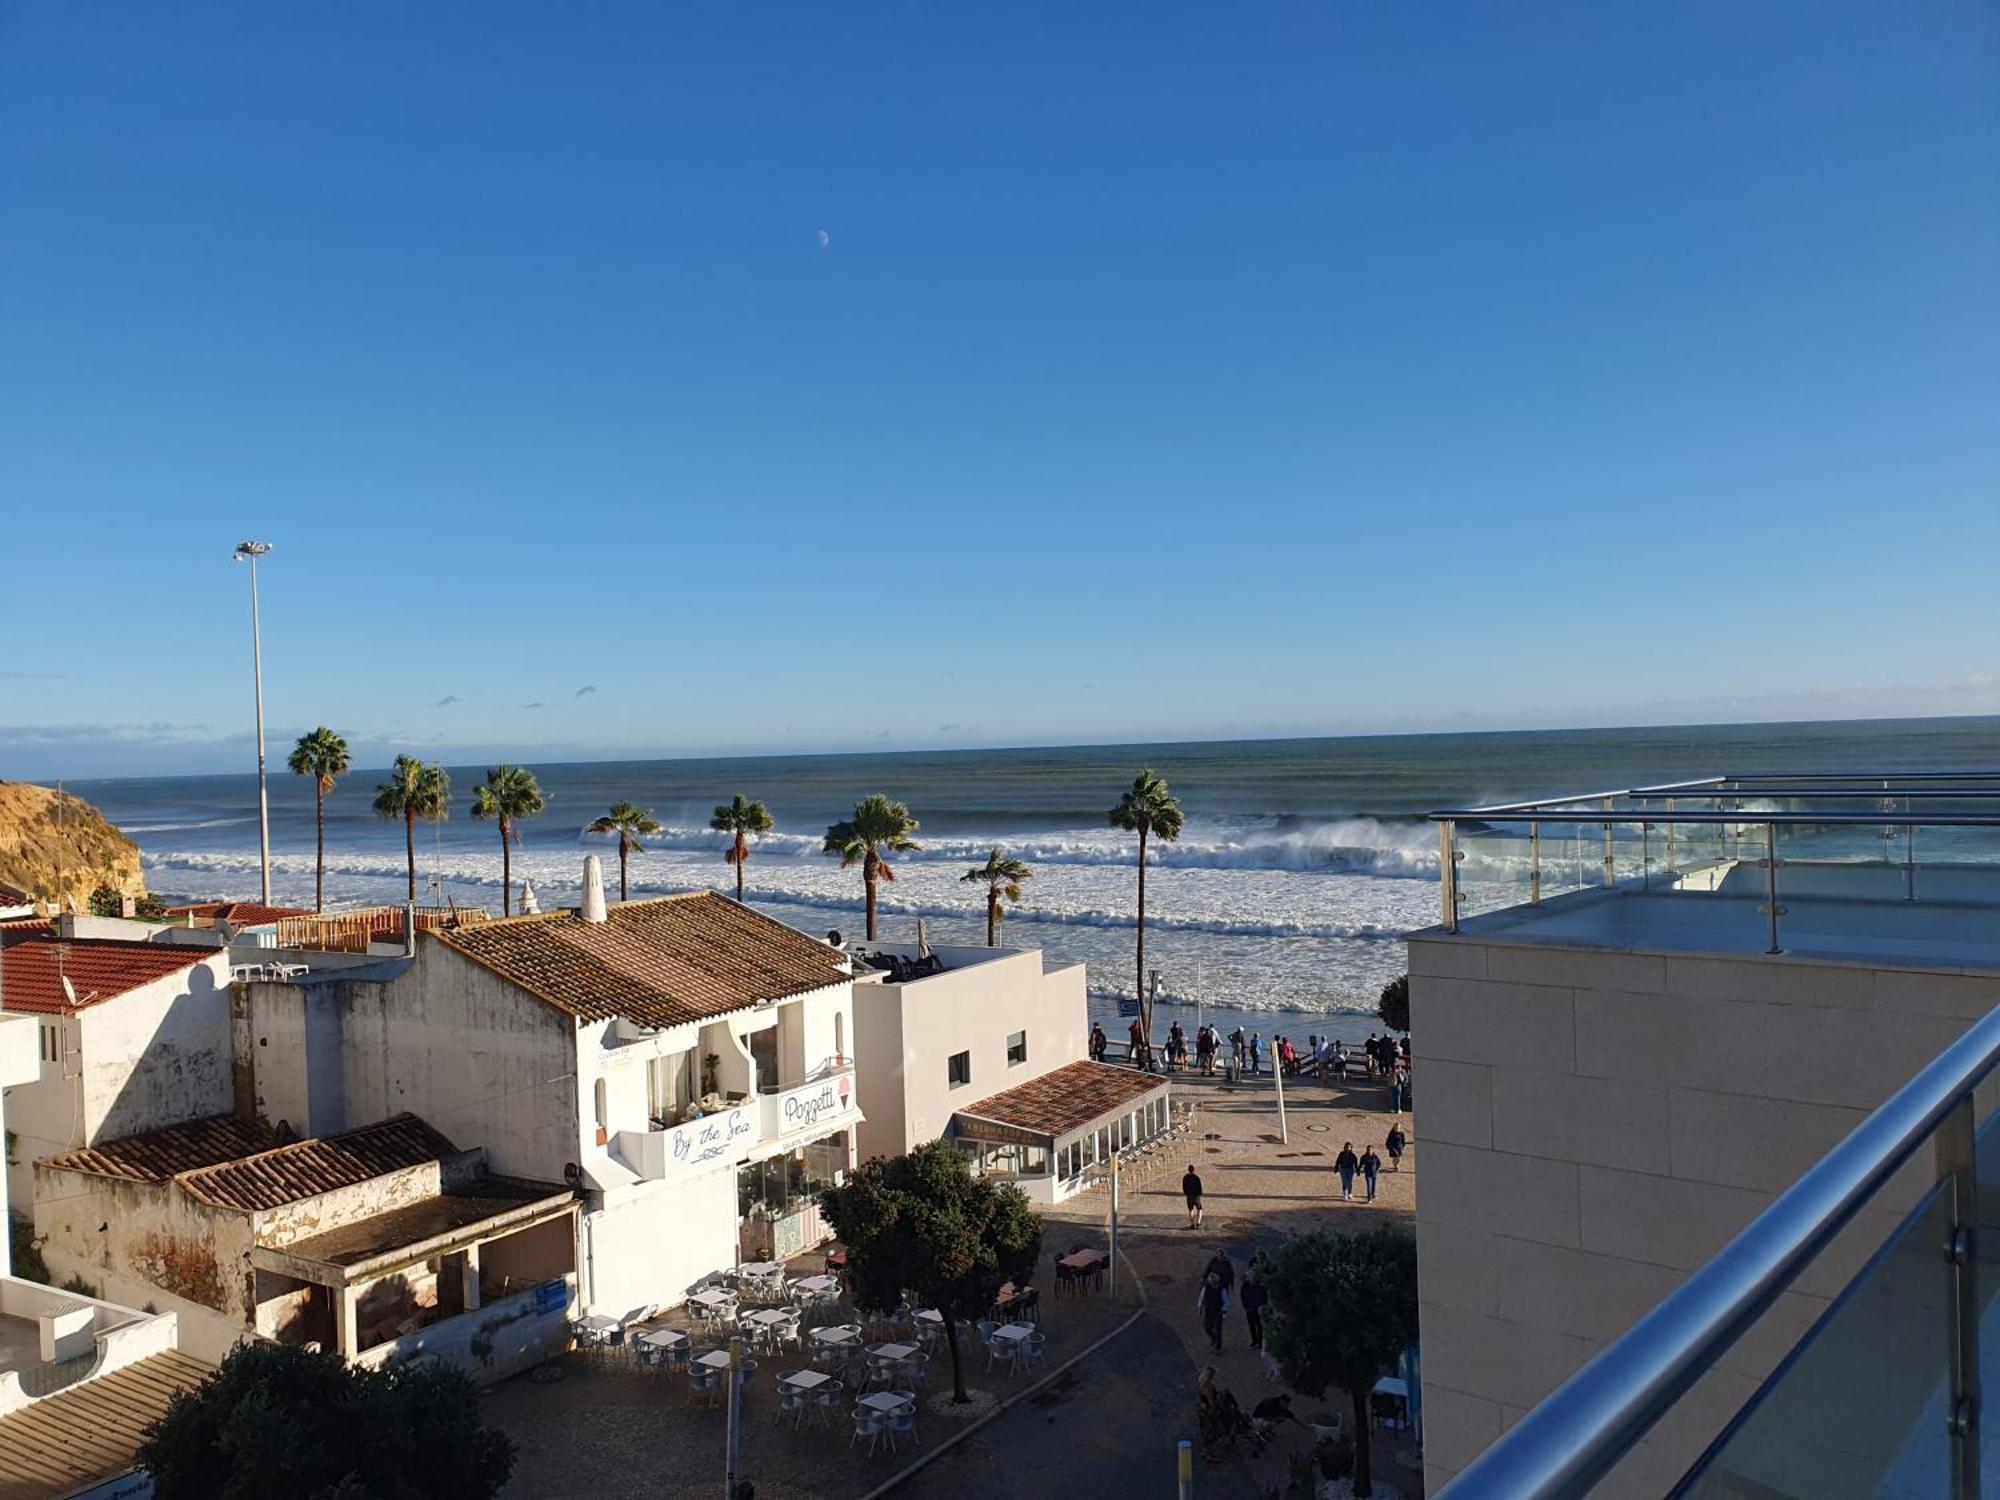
[947,1051,971,1089]
[593,1078,608,1145]
[833,1012,846,1064]
[1006,1031,1027,1066]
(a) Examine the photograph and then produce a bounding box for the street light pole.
[234,541,274,905]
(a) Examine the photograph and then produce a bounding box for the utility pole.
[1274,1045,1289,1144]
[234,541,275,904]
[1108,1151,1120,1299]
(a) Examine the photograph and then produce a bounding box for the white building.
[0,1008,206,1500]
[849,939,1170,1201]
[237,875,862,1319]
[0,931,235,1209]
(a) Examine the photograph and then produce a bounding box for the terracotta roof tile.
[39,1114,281,1182]
[435,892,849,1030]
[165,901,312,926]
[0,1349,213,1500]
[0,934,222,1015]
[954,1060,1169,1141]
[176,1114,460,1212]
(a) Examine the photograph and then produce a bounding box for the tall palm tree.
[470,765,547,916]
[822,794,921,941]
[372,756,452,902]
[961,848,1033,947]
[710,795,775,903]
[1108,768,1185,1046]
[588,800,663,902]
[286,727,351,912]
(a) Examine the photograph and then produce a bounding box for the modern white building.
[1413,776,2000,1498]
[848,939,1170,1201]
[235,870,862,1319]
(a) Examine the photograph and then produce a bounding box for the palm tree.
[588,800,663,902]
[710,795,776,903]
[286,727,352,912]
[1108,768,1185,1045]
[470,765,547,916]
[961,848,1033,947]
[822,795,921,941]
[372,756,452,902]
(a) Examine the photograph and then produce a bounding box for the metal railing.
[1434,1000,1998,1500]
[1431,771,2000,951]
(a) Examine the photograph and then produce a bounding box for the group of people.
[1192,1245,1268,1354]
[1333,1123,1406,1201]
[1091,1019,1411,1112]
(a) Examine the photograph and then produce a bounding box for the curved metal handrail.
[1434,1001,2000,1499]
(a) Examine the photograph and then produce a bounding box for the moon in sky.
[817,229,830,248]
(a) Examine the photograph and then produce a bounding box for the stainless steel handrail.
[1434,1001,2000,1500]
[1435,810,2000,827]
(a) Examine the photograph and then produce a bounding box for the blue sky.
[3,2,1997,778]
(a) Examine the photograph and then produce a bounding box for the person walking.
[1183,1165,1206,1229]
[1390,1062,1408,1114]
[1360,1144,1382,1201]
[1335,1142,1359,1201]
[1196,1272,1228,1353]
[1333,1040,1348,1081]
[1128,1016,1146,1069]
[1230,1026,1246,1072]
[1239,1266,1269,1352]
[1248,1032,1262,1076]
[1386,1123,1407,1171]
[1089,1022,1107,1063]
[1202,1247,1236,1295]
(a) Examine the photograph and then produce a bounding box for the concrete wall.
[352,1274,577,1386]
[852,948,1087,1163]
[586,1168,737,1316]
[1409,933,1999,1497]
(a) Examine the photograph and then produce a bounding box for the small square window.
[947,1051,971,1088]
[1006,1031,1027,1066]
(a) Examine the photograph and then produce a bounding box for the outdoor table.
[780,1369,833,1391]
[742,1308,793,1328]
[1057,1249,1105,1271]
[811,1324,861,1344]
[796,1274,839,1295]
[871,1341,918,1361]
[691,1289,737,1310]
[695,1350,744,1372]
[576,1314,621,1340]
[912,1309,943,1326]
[991,1323,1036,1344]
[639,1328,687,1349]
[739,1260,782,1279]
[857,1391,911,1414]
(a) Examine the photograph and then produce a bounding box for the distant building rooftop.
[953,1059,1168,1146]
[165,900,312,927]
[433,891,850,1030]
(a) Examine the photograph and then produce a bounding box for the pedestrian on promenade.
[1360,1144,1382,1201]
[1197,1271,1228,1352]
[1202,1247,1236,1294]
[1335,1142,1359,1201]
[1240,1266,1268,1352]
[1386,1123,1407,1170]
[1129,1016,1150,1071]
[1248,1033,1262,1076]
[1230,1027,1246,1071]
[1391,1062,1408,1114]
[1183,1165,1206,1229]
[1333,1040,1348,1081]
[1089,1023,1107,1062]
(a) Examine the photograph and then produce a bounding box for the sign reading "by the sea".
[669,1106,756,1168]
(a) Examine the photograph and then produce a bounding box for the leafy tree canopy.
[1377,973,1409,1033]
[140,1342,514,1500]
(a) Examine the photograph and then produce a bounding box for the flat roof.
[0,1349,211,1500]
[1440,861,2000,972]
[262,1179,573,1278]
[953,1060,1169,1146]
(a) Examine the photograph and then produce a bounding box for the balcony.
[612,1102,760,1183]
[758,1063,860,1143]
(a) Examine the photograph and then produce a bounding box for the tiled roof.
[0,1349,212,1500]
[955,1060,1169,1141]
[0,880,29,906]
[165,900,312,926]
[434,892,850,1030]
[177,1114,459,1212]
[39,1113,281,1182]
[0,934,221,1015]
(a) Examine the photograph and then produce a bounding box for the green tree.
[1263,1224,1419,1498]
[372,757,453,903]
[1377,973,1410,1034]
[587,800,663,902]
[139,1341,514,1500]
[470,765,546,917]
[287,727,352,912]
[1107,769,1184,1046]
[960,848,1033,946]
[820,1140,1042,1404]
[709,795,776,903]
[822,794,921,941]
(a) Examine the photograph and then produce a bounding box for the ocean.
[60,716,2000,1047]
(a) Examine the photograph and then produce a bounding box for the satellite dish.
[563,1162,582,1188]
[60,976,79,1007]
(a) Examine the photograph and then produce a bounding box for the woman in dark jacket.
[1196,1272,1228,1352]
[1239,1269,1269,1351]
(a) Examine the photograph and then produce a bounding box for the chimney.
[581,855,608,923]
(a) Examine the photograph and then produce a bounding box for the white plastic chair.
[850,1410,882,1455]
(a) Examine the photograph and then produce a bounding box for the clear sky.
[3,2,1997,778]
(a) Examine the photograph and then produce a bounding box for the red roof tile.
[954,1060,1169,1141]
[39,1114,281,1182]
[435,892,849,1030]
[165,901,312,926]
[0,935,222,1015]
[176,1114,460,1212]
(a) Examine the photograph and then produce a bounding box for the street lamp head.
[233,540,273,561]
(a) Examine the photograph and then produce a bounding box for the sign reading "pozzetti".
[773,1070,856,1135]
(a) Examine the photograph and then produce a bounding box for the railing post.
[1439,819,1460,933]
[1641,822,1651,889]
[1907,806,1918,902]
[1530,821,1542,906]
[1936,1094,1981,1500]
[1601,798,1614,888]
[1761,823,1785,954]
[1665,799,1676,877]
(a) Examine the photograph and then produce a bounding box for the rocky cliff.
[0,781,146,907]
